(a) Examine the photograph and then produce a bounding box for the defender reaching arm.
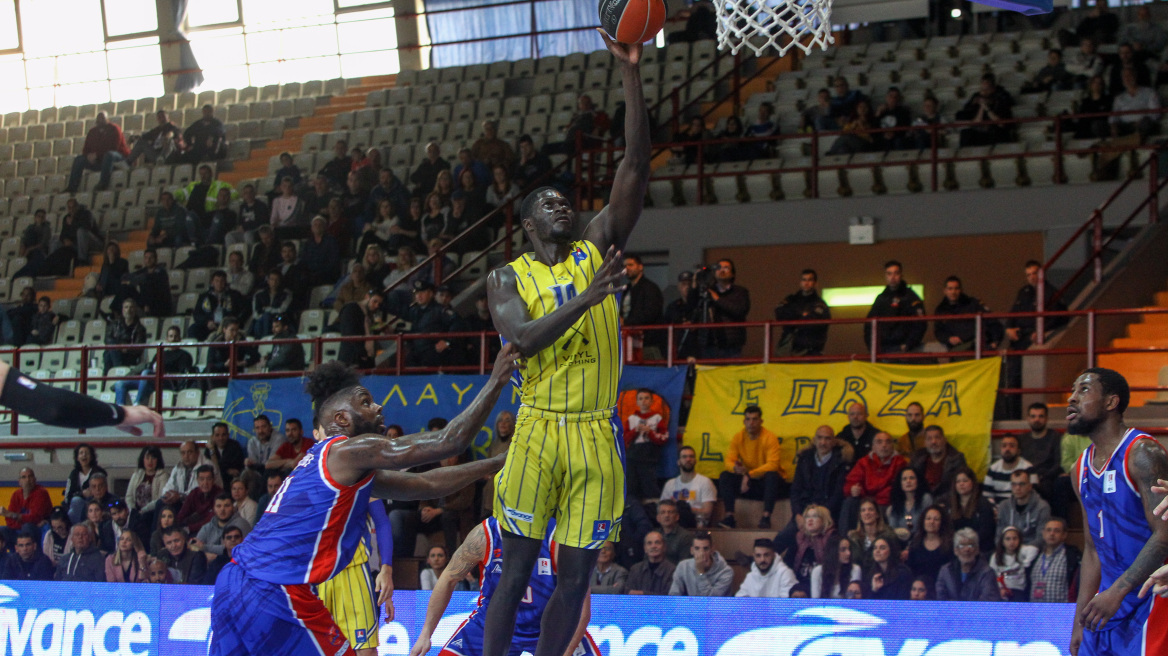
[410,523,490,656]
[372,455,506,501]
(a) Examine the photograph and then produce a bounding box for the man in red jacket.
[66,112,131,193]
[1,468,52,544]
[839,432,906,531]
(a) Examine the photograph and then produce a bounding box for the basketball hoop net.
[714,0,835,57]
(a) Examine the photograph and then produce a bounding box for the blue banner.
[222,366,687,475]
[0,581,1075,655]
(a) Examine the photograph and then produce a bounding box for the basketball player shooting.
[1068,368,1168,656]
[481,29,650,656]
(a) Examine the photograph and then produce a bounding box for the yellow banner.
[687,359,999,482]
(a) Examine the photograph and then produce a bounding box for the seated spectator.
[656,500,694,565]
[336,290,394,368]
[420,546,461,591]
[265,419,313,474]
[229,184,270,249]
[188,187,237,247]
[82,499,107,544]
[996,469,1050,547]
[103,298,147,372]
[668,0,716,43]
[411,142,450,197]
[5,287,36,346]
[206,317,260,374]
[21,296,57,346]
[956,74,1014,147]
[325,195,354,257]
[158,526,206,584]
[874,88,913,149]
[261,315,306,373]
[484,165,521,218]
[713,116,746,162]
[840,432,906,531]
[847,497,900,561]
[989,525,1038,602]
[126,446,169,533]
[269,177,306,239]
[982,435,1036,504]
[936,527,998,601]
[836,402,877,461]
[1027,517,1079,603]
[149,507,176,555]
[907,575,934,600]
[786,425,847,534]
[301,173,334,220]
[405,280,459,368]
[774,504,835,586]
[471,120,516,171]
[190,270,249,341]
[2,530,54,581]
[717,406,787,529]
[2,468,52,545]
[947,466,997,553]
[591,541,628,594]
[1022,49,1073,94]
[909,426,967,498]
[359,199,398,256]
[1068,0,1118,45]
[176,104,227,162]
[390,451,475,553]
[906,505,953,581]
[1066,37,1104,88]
[51,199,103,268]
[736,538,797,598]
[660,445,717,528]
[334,263,377,312]
[811,535,863,600]
[256,472,284,515]
[885,467,932,541]
[369,167,410,227]
[223,251,254,297]
[114,326,192,406]
[624,388,669,505]
[802,88,832,132]
[175,165,236,226]
[192,493,251,558]
[230,480,257,527]
[55,525,105,582]
[13,210,51,279]
[625,531,676,595]
[668,531,732,597]
[133,249,172,317]
[673,117,713,166]
[1073,74,1112,139]
[820,77,864,132]
[865,536,912,600]
[159,441,212,514]
[202,525,245,585]
[128,110,180,165]
[514,134,551,188]
[104,531,148,583]
[69,473,117,528]
[1107,42,1153,96]
[276,241,312,312]
[176,465,222,533]
[205,422,246,487]
[250,270,293,338]
[148,192,189,248]
[543,94,598,157]
[42,510,73,566]
[420,193,450,245]
[933,276,1002,352]
[92,242,129,299]
[267,152,302,197]
[909,96,945,150]
[318,141,352,191]
[63,444,107,523]
[66,112,129,193]
[1122,5,1168,55]
[432,168,456,207]
[97,499,132,553]
[145,557,175,584]
[1110,67,1160,139]
[744,102,777,156]
[247,227,281,281]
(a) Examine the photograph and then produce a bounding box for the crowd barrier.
[0,581,1074,655]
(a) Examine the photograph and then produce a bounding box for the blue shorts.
[210,561,355,656]
[438,618,601,656]
[1079,594,1167,656]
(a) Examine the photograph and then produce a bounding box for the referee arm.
[0,360,164,436]
[409,523,489,656]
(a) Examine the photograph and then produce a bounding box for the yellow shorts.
[493,406,625,548]
[317,557,378,650]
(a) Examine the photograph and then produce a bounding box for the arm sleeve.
[724,434,740,473]
[369,501,394,566]
[748,434,783,478]
[844,460,863,494]
[0,368,125,430]
[712,563,734,596]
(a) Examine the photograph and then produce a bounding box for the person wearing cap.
[98,498,132,553]
[406,280,457,368]
[263,315,306,373]
[735,538,798,598]
[664,270,699,359]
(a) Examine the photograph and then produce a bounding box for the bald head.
[847,403,869,429]
[814,425,835,456]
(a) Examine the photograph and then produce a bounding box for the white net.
[714,0,835,57]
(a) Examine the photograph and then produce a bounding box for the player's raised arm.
[583,32,650,254]
[487,249,626,358]
[410,523,489,656]
[1082,439,1168,631]
[0,360,164,436]
[370,454,506,501]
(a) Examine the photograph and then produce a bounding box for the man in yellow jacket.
[717,405,788,529]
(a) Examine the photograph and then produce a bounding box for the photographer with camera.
[681,259,751,360]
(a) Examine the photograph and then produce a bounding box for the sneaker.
[757,515,771,530]
[716,516,736,529]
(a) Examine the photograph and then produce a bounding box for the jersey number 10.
[549,284,577,308]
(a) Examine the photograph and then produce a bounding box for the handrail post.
[154,343,164,409]
[930,122,939,192]
[314,335,323,367]
[480,332,488,375]
[732,52,741,118]
[1087,310,1096,368]
[395,335,403,376]
[1151,150,1160,224]
[1092,210,1103,284]
[670,88,680,137]
[870,318,878,363]
[762,322,771,364]
[1037,267,1046,347]
[696,142,705,204]
[504,206,514,261]
[574,129,583,205]
[811,132,820,198]
[1054,115,1064,184]
[666,325,674,368]
[975,315,983,359]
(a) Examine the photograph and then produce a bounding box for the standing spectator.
[1002,260,1068,419]
[787,425,848,529]
[774,504,835,586]
[810,536,862,599]
[590,541,628,594]
[261,315,306,373]
[736,538,798,598]
[982,435,1035,504]
[158,526,206,584]
[956,74,1014,147]
[948,466,998,553]
[995,470,1050,547]
[668,532,732,597]
[885,467,932,541]
[104,531,148,583]
[265,419,313,474]
[128,110,180,165]
[864,260,926,356]
[189,271,248,341]
[205,422,246,487]
[906,505,953,581]
[717,406,786,529]
[908,425,967,498]
[1022,49,1073,94]
[318,141,352,191]
[622,255,664,360]
[840,432,907,531]
[624,389,669,505]
[250,270,292,338]
[63,444,107,524]
[847,498,900,561]
[2,468,52,544]
[471,120,516,171]
[660,446,717,529]
[836,402,877,462]
[103,298,147,372]
[774,269,830,357]
[656,500,693,565]
[411,142,450,197]
[126,446,168,535]
[133,250,172,317]
[865,536,913,600]
[1,530,54,581]
[514,135,551,188]
[933,276,1002,352]
[988,526,1038,602]
[695,258,750,359]
[66,112,129,193]
[55,525,105,582]
[936,528,998,601]
[175,466,222,533]
[1020,402,1065,503]
[1109,67,1160,138]
[1026,517,1080,603]
[625,531,675,595]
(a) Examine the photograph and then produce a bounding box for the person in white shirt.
[981,435,1036,503]
[810,536,863,599]
[157,441,218,511]
[735,538,798,598]
[420,545,448,591]
[659,445,717,528]
[1111,68,1160,138]
[1065,37,1104,85]
[625,389,669,505]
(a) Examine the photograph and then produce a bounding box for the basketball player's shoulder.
[1126,433,1168,483]
[488,259,524,293]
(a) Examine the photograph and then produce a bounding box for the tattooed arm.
[410,523,488,656]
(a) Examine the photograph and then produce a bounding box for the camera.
[694,266,715,292]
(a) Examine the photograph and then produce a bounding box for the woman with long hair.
[946,466,996,553]
[847,497,900,561]
[865,536,913,600]
[149,507,177,556]
[105,531,149,583]
[485,164,521,218]
[828,98,877,155]
[42,509,73,565]
[809,536,862,599]
[988,525,1039,601]
[776,504,835,585]
[906,504,953,581]
[64,443,107,523]
[358,198,395,256]
[886,467,932,541]
[909,575,935,600]
[126,445,168,540]
[433,169,455,206]
[421,192,450,244]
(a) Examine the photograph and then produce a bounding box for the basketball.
[599,0,667,44]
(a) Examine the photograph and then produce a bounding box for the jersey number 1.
[522,586,534,604]
[1097,510,1104,539]
[266,474,295,514]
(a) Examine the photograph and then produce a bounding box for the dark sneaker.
[716,516,736,529]
[757,515,771,530]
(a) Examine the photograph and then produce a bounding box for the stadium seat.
[82,320,106,345]
[56,320,82,346]
[173,389,204,419]
[18,347,41,371]
[299,310,325,336]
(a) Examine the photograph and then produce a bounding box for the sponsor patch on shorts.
[592,520,610,540]
[503,506,535,523]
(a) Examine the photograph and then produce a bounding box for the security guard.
[774,268,831,356]
[405,280,456,367]
[863,260,926,356]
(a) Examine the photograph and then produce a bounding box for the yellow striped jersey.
[505,240,622,413]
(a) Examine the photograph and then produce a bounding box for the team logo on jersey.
[1104,470,1116,493]
[571,247,587,264]
[492,564,503,573]
[538,557,552,575]
[592,521,609,540]
[355,629,367,643]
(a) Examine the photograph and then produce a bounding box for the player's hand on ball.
[490,343,522,381]
[1079,587,1123,631]
[583,246,628,305]
[596,28,642,65]
[1139,563,1168,599]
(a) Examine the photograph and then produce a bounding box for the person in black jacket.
[1002,260,1068,418]
[622,254,664,360]
[189,271,248,341]
[205,318,259,374]
[134,250,172,317]
[864,260,925,357]
[0,530,54,581]
[789,426,848,525]
[774,269,831,356]
[262,315,306,372]
[696,258,750,359]
[93,243,129,298]
[317,140,352,191]
[113,325,194,406]
[205,422,246,486]
[933,276,1003,352]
